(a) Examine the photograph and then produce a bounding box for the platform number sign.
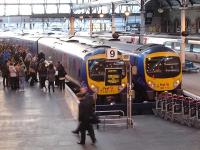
[107,48,118,59]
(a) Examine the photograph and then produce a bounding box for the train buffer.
[182,61,200,73]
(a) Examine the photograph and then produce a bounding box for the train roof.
[102,40,178,56]
[135,44,177,54]
[39,37,115,60]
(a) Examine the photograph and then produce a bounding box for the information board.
[105,68,122,86]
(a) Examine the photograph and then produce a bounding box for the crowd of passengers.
[0,42,67,92]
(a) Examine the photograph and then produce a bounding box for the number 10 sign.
[106,48,118,59]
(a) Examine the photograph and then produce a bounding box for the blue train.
[38,37,128,104]
[0,34,128,105]
[104,40,182,102]
[0,33,182,105]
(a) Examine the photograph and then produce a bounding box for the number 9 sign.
[106,48,118,59]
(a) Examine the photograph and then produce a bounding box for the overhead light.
[124,10,130,16]
[124,6,130,16]
[99,6,104,18]
[158,8,164,13]
[79,15,83,20]
[99,13,104,18]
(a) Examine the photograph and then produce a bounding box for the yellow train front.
[130,44,182,102]
[85,48,128,105]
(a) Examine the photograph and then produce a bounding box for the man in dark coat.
[1,60,9,88]
[77,87,96,145]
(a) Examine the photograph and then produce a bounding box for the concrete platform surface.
[183,72,200,97]
[0,84,200,150]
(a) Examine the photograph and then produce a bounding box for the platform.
[182,70,200,97]
[0,81,200,150]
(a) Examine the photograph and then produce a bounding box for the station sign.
[106,48,118,59]
[105,68,122,86]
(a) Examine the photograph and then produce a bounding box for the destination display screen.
[105,68,122,86]
[146,56,181,78]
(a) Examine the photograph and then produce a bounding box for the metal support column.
[69,16,75,35]
[89,7,93,37]
[127,62,133,128]
[180,6,186,65]
[111,3,116,35]
[69,4,75,36]
[139,0,145,44]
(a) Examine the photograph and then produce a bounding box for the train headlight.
[118,83,126,91]
[173,80,180,88]
[147,81,155,89]
[90,84,98,93]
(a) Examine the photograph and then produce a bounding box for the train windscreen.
[146,56,181,78]
[88,59,126,81]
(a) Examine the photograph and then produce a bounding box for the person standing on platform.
[77,87,96,145]
[54,61,60,87]
[1,60,9,88]
[72,89,87,134]
[47,63,55,93]
[9,62,17,90]
[57,63,66,91]
[38,61,47,91]
[18,62,26,92]
[15,62,20,90]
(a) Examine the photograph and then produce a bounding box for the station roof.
[146,0,200,9]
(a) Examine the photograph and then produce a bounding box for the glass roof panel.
[4,0,19,4]
[59,0,72,3]
[46,0,59,3]
[31,0,45,4]
[19,5,32,15]
[6,5,18,15]
[19,0,32,4]
[59,4,70,13]
[0,5,4,16]
[32,5,44,14]
[46,5,57,14]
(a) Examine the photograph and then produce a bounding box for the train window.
[146,56,181,78]
[174,42,180,50]
[88,59,126,81]
[164,42,172,48]
[192,44,200,53]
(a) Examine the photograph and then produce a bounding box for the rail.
[95,110,125,116]
[95,110,131,130]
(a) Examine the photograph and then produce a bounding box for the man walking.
[77,87,96,145]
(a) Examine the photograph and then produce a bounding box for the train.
[0,32,183,104]
[103,40,183,102]
[38,37,128,104]
[0,33,128,105]
[93,32,200,63]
